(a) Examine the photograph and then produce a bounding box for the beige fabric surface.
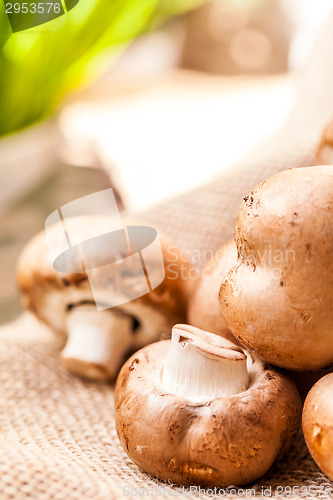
[3,14,333,500]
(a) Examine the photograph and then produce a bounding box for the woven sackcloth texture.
[3,14,333,500]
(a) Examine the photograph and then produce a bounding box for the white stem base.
[61,305,133,380]
[162,325,250,403]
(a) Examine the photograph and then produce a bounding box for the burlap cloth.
[3,15,333,500]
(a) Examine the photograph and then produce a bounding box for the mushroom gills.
[162,325,250,403]
[61,305,134,380]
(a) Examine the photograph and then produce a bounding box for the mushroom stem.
[162,325,250,402]
[61,305,133,380]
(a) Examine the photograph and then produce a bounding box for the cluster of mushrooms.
[17,166,333,487]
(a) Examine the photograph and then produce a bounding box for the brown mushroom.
[303,373,333,481]
[187,239,237,340]
[220,166,333,371]
[17,215,191,380]
[115,324,301,487]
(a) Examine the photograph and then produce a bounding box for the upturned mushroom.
[220,166,333,371]
[17,215,191,380]
[187,239,237,340]
[303,373,333,481]
[115,324,301,486]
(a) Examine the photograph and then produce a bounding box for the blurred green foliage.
[0,0,202,136]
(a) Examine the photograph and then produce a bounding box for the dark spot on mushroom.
[319,362,333,370]
[62,278,71,287]
[131,316,140,333]
[66,300,96,311]
[265,373,274,381]
[168,423,181,443]
[280,281,284,287]
[301,311,312,323]
[178,335,190,346]
[129,358,140,371]
[243,196,249,202]
[305,243,313,258]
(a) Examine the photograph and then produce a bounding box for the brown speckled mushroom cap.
[303,373,333,481]
[115,325,301,487]
[220,166,333,371]
[17,216,191,379]
[188,239,237,340]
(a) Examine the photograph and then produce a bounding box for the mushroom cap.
[220,166,333,370]
[303,373,333,481]
[115,339,301,487]
[17,216,191,340]
[188,240,237,340]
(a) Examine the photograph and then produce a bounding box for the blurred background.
[0,0,332,323]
